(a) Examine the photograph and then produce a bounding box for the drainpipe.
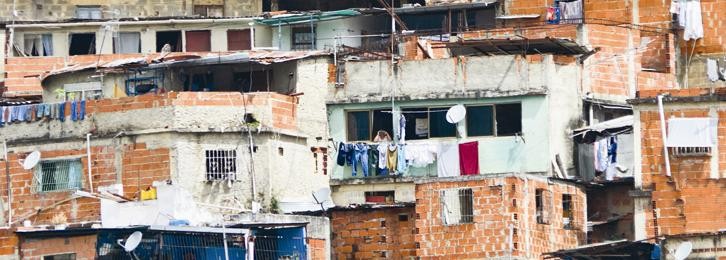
[657,95,672,177]
[86,134,94,192]
[4,140,11,226]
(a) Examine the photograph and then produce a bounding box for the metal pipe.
[657,95,672,177]
[7,17,258,28]
[86,134,94,192]
[3,140,11,226]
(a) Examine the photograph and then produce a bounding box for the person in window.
[373,130,391,142]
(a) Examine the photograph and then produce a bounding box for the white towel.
[707,58,719,82]
[666,118,718,147]
[683,0,704,41]
[436,144,460,177]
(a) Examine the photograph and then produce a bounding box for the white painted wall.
[270,16,388,51]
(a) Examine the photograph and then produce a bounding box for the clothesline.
[380,109,450,114]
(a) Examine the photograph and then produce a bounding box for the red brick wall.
[682,0,726,55]
[414,177,586,259]
[20,234,96,260]
[0,229,18,256]
[331,207,416,259]
[639,107,726,237]
[307,237,326,260]
[584,0,633,22]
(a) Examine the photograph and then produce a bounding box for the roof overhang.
[441,37,590,56]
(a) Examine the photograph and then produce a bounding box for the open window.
[156,31,182,52]
[113,32,141,54]
[364,191,395,204]
[23,34,53,56]
[205,150,238,181]
[441,188,474,225]
[429,108,456,138]
[64,82,103,101]
[562,194,573,228]
[495,103,522,136]
[34,159,83,193]
[185,30,211,52]
[227,29,252,51]
[234,71,271,92]
[372,109,393,141]
[68,33,96,56]
[291,26,315,50]
[536,189,552,224]
[43,253,76,260]
[403,107,429,140]
[466,105,494,136]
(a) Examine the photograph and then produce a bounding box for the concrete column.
[210,28,227,52]
[97,29,114,54]
[53,32,69,57]
[140,29,156,54]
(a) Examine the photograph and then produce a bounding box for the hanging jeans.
[368,145,379,176]
[351,143,369,177]
[336,142,347,166]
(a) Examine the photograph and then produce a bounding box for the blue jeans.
[351,144,369,177]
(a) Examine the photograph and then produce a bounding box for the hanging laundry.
[387,144,398,174]
[437,143,460,177]
[43,104,51,117]
[397,144,407,174]
[608,136,618,163]
[59,102,66,122]
[719,58,726,81]
[25,105,33,122]
[70,100,77,121]
[345,144,354,166]
[458,141,479,175]
[546,6,561,24]
[368,144,380,176]
[405,144,437,167]
[79,100,86,120]
[351,143,369,177]
[707,58,719,82]
[399,114,406,143]
[558,0,582,23]
[35,104,43,119]
[0,107,5,127]
[377,144,389,176]
[594,138,609,172]
[682,0,704,40]
[336,143,347,166]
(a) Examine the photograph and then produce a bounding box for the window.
[185,30,211,52]
[403,107,428,140]
[535,189,552,224]
[64,82,103,101]
[193,5,224,17]
[292,27,315,50]
[441,188,474,225]
[113,32,141,54]
[156,31,182,52]
[346,111,371,141]
[496,103,522,136]
[429,109,456,138]
[43,253,76,260]
[34,159,83,193]
[75,6,101,19]
[364,191,395,204]
[205,150,238,181]
[227,29,252,51]
[562,194,573,228]
[23,34,53,56]
[68,33,96,56]
[466,106,494,136]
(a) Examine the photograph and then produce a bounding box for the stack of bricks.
[414,177,586,259]
[331,207,417,259]
[638,105,726,237]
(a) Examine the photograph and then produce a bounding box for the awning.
[440,37,590,55]
[573,115,633,135]
[256,9,361,26]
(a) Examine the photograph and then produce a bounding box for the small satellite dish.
[674,241,692,260]
[22,151,41,170]
[121,231,143,252]
[312,188,331,204]
[446,105,466,124]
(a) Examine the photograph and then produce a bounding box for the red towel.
[458,141,479,175]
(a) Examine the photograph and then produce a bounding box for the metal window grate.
[670,147,712,157]
[34,159,82,193]
[205,150,238,181]
[440,188,474,225]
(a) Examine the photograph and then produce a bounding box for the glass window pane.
[403,107,429,140]
[430,109,456,138]
[347,111,370,141]
[496,103,522,136]
[466,106,494,136]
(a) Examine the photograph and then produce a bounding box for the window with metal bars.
[34,159,83,193]
[440,188,474,225]
[205,150,238,181]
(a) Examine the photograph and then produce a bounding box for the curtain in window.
[67,160,82,189]
[116,32,140,54]
[23,37,34,55]
[41,34,53,56]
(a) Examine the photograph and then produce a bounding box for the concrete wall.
[0,0,262,21]
[331,181,416,205]
[270,15,389,51]
[661,233,726,260]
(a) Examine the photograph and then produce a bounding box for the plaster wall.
[270,15,389,51]
[661,233,726,260]
[330,55,554,103]
[331,182,416,205]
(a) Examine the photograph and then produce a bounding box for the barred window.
[441,188,474,225]
[34,159,83,193]
[205,150,238,181]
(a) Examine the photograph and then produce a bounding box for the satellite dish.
[312,188,331,204]
[122,231,143,252]
[674,241,692,260]
[22,151,41,170]
[446,105,466,124]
